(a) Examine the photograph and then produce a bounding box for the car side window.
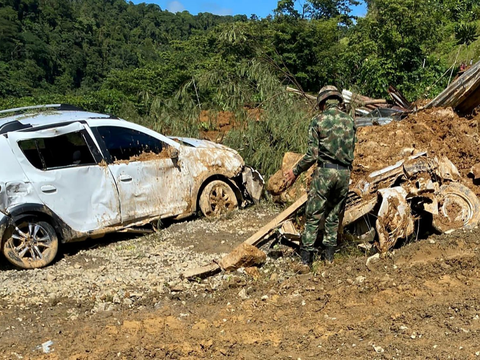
[96,126,167,162]
[18,131,96,170]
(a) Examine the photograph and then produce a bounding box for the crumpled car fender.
[375,187,415,253]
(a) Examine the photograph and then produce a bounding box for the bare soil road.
[1,203,480,359]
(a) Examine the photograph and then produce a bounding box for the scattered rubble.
[187,101,480,281]
[266,151,480,254]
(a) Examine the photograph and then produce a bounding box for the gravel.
[0,205,281,315]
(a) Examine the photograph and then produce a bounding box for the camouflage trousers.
[301,167,350,252]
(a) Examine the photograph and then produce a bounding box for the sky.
[130,0,368,18]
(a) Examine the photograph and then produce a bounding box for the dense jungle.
[1,0,480,175]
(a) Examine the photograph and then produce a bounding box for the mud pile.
[353,107,480,192]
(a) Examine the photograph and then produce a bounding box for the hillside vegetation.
[1,0,480,176]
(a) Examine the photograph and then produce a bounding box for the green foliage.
[152,56,313,177]
[275,0,360,22]
[455,22,479,45]
[336,0,451,99]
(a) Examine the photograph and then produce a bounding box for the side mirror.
[169,147,180,160]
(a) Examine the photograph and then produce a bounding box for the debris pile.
[352,107,480,193]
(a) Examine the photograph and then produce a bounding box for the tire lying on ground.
[432,182,480,233]
[199,180,238,217]
[2,217,59,269]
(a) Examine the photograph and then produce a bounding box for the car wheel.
[199,180,238,217]
[2,218,59,269]
[432,183,480,233]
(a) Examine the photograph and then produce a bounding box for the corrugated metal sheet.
[425,59,480,114]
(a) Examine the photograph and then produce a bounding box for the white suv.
[0,104,263,269]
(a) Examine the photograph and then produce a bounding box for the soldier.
[285,85,356,267]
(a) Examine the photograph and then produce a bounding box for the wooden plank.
[364,99,388,106]
[182,262,221,280]
[244,193,308,246]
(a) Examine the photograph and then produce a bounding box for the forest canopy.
[1,0,479,175]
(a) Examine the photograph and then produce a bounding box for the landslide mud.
[353,107,480,194]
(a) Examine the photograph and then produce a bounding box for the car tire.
[199,180,238,217]
[2,218,59,269]
[432,182,480,233]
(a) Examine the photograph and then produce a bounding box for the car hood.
[170,137,239,154]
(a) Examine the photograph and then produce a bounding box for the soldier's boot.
[300,249,313,266]
[293,249,313,274]
[324,246,335,265]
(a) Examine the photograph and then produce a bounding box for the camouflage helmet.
[317,85,343,105]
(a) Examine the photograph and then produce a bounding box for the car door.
[92,124,191,223]
[7,122,121,233]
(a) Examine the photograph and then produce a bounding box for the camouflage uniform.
[293,102,356,252]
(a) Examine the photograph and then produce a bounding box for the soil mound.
[353,107,480,193]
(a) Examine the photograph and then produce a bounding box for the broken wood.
[182,193,308,280]
[286,86,316,101]
[244,193,308,246]
[182,262,221,280]
[424,59,480,114]
[363,99,389,106]
[388,85,413,111]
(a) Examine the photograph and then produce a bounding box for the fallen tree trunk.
[286,86,316,101]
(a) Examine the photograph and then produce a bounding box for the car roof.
[0,104,117,134]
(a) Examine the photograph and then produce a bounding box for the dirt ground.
[2,210,480,359]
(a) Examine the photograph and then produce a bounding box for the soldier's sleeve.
[292,117,320,176]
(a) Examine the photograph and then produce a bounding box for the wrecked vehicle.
[0,104,263,269]
[268,152,480,254]
[343,153,480,252]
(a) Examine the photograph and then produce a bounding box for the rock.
[470,163,480,180]
[400,147,415,157]
[96,302,107,312]
[270,273,279,282]
[170,285,184,292]
[267,152,303,195]
[245,267,261,279]
[355,276,366,284]
[266,152,313,203]
[365,253,380,269]
[219,243,267,272]
[123,298,133,306]
[238,288,249,300]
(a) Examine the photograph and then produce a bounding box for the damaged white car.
[0,104,263,269]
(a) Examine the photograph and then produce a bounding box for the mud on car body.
[0,104,263,269]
